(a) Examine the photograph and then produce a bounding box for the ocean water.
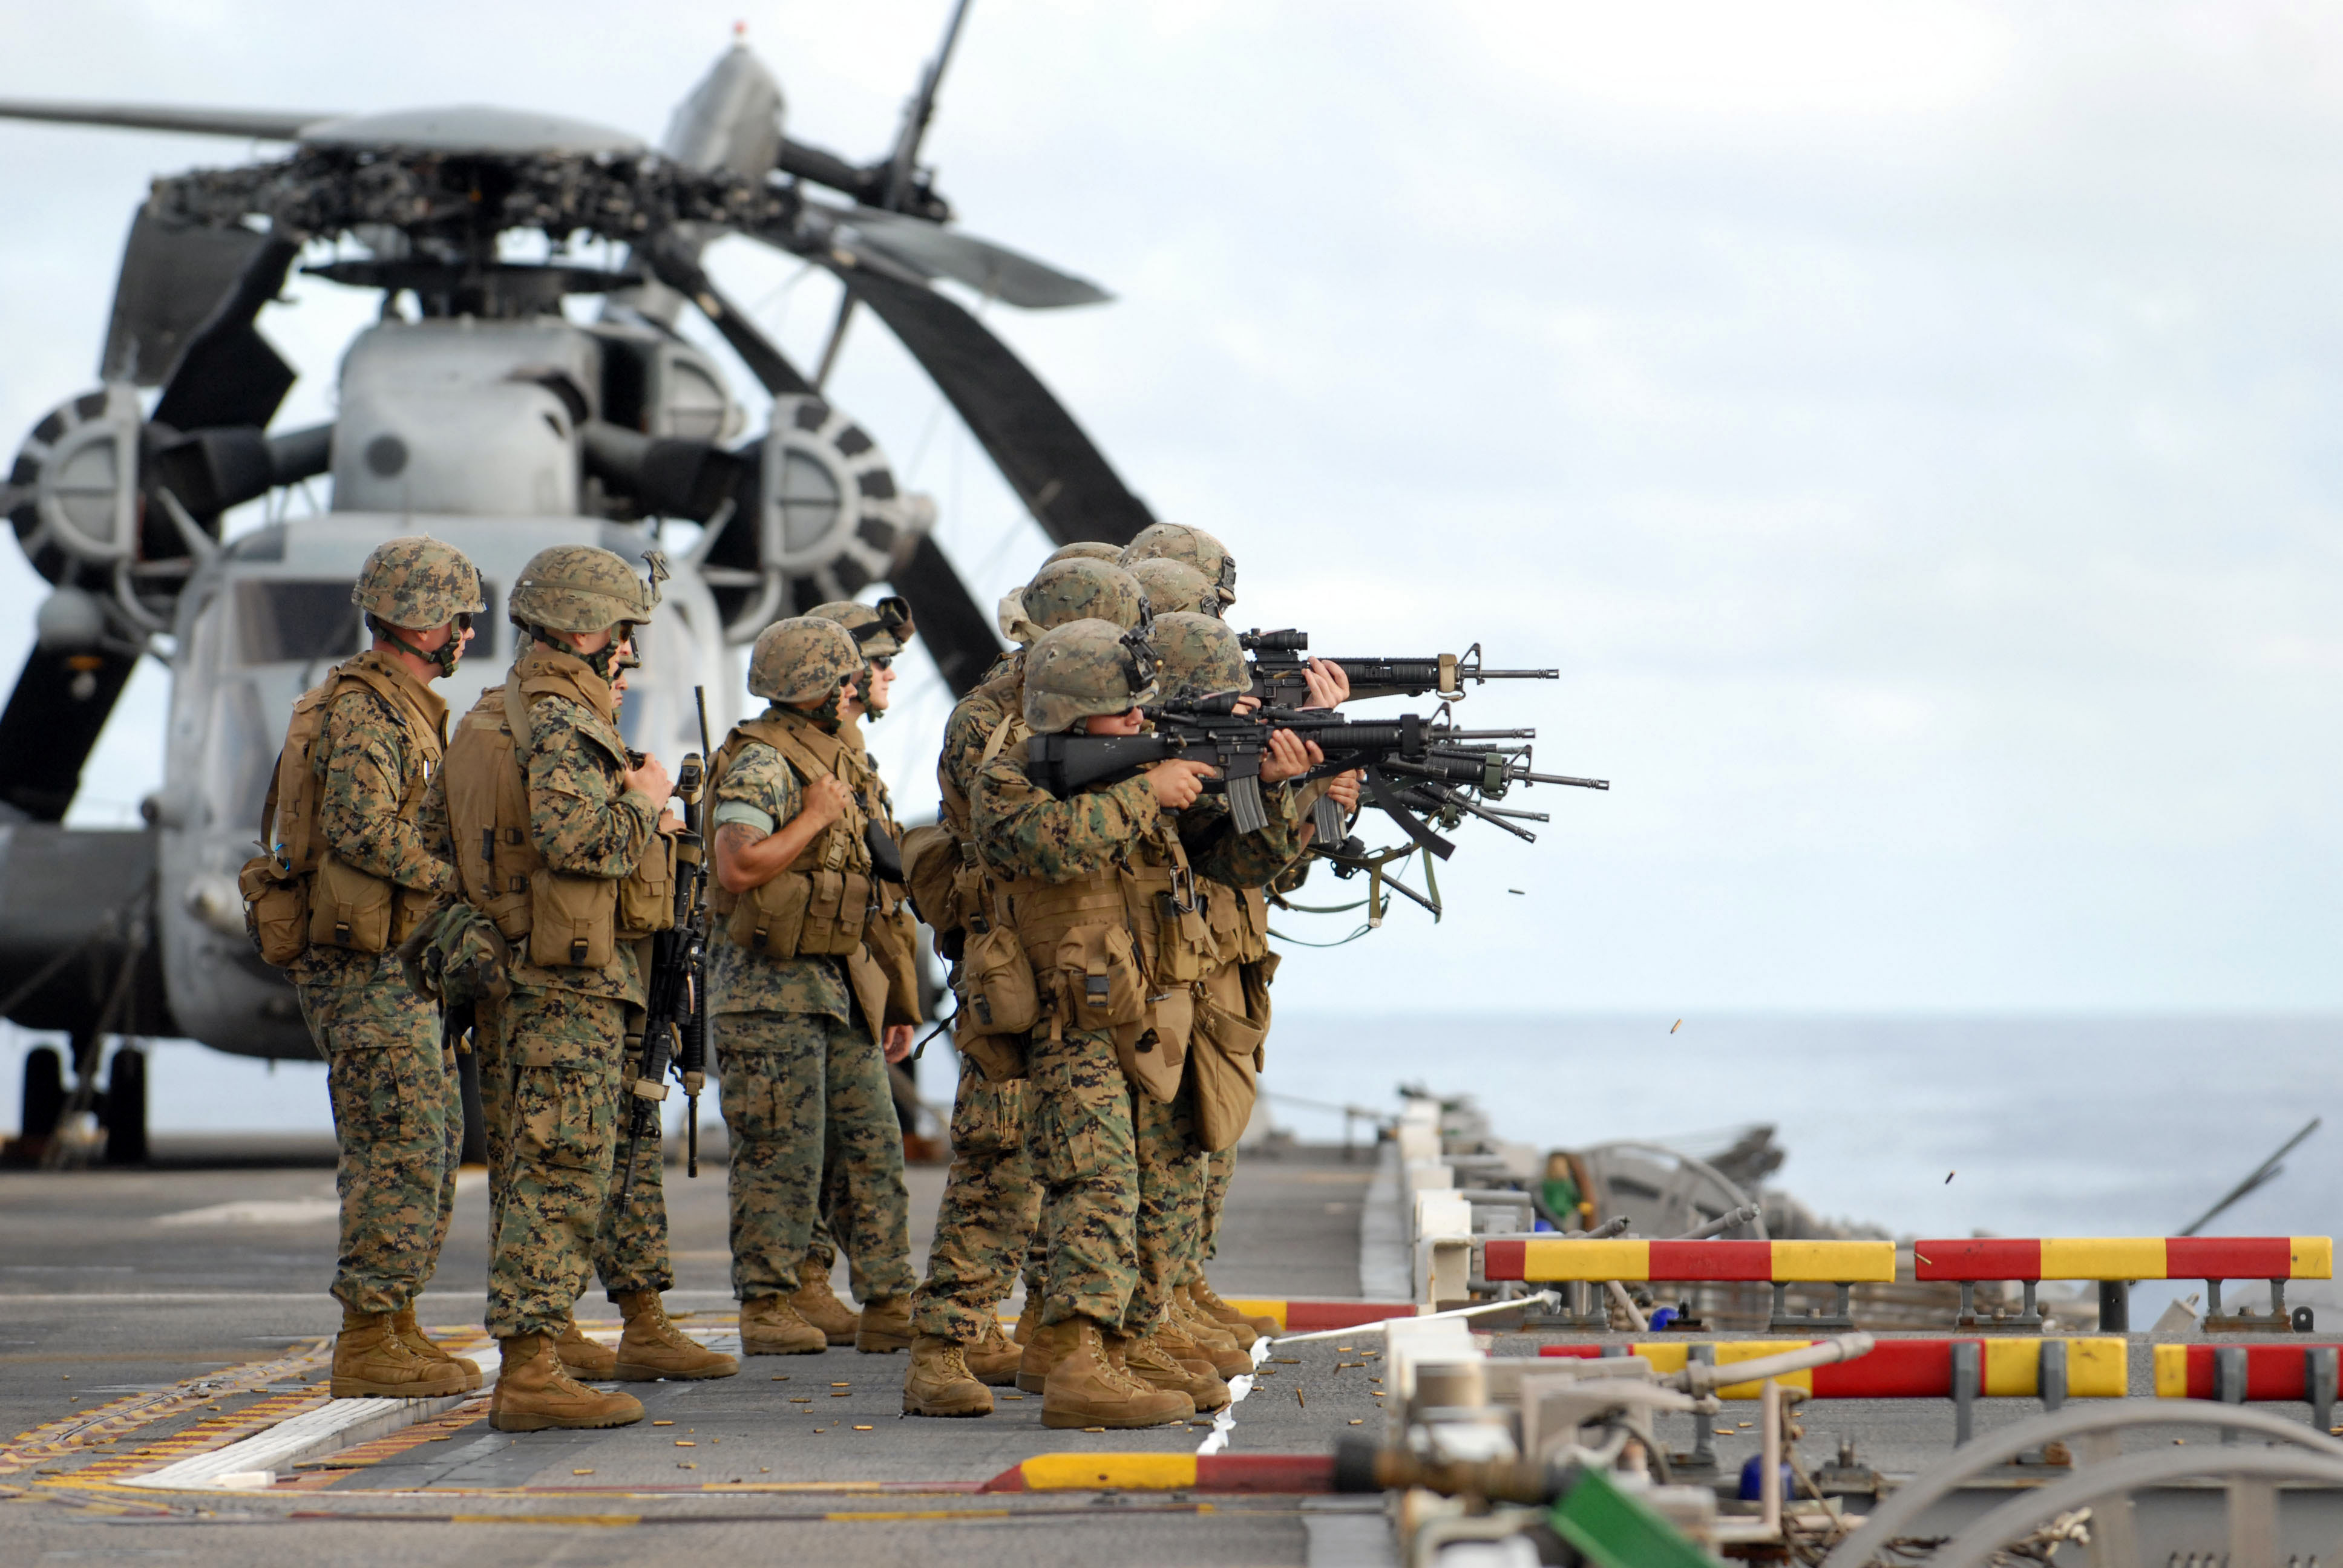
[6,1013,2339,1314]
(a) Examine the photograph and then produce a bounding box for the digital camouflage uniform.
[483,648,665,1339]
[287,650,460,1316]
[971,748,1302,1335]
[710,711,914,1307]
[908,661,1047,1345]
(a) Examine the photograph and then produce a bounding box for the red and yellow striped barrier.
[1221,1298,1420,1333]
[981,1453,1335,1493]
[1540,1338,2128,1399]
[1482,1238,1895,1284]
[1913,1237,2332,1282]
[2155,1343,2343,1401]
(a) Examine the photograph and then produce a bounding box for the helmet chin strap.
[376,619,462,678]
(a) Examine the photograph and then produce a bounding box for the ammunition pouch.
[724,866,871,958]
[617,822,679,939]
[528,871,618,969]
[900,821,971,935]
[307,853,396,954]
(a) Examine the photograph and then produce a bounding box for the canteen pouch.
[528,871,618,969]
[953,1009,1029,1083]
[617,823,678,939]
[957,920,1038,1037]
[238,854,309,968]
[1053,923,1148,1033]
[1113,987,1194,1103]
[307,853,394,953]
[1190,980,1268,1150]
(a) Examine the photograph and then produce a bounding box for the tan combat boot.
[855,1296,913,1354]
[1170,1293,1252,1379]
[1110,1328,1229,1413]
[489,1332,644,1431]
[555,1317,617,1379]
[1017,1316,1081,1394]
[964,1315,1023,1387]
[331,1309,469,1400]
[1012,1293,1040,1346]
[390,1304,482,1393]
[739,1295,827,1355]
[612,1290,740,1381]
[1041,1320,1193,1430]
[790,1270,862,1347]
[1155,1315,1239,1382]
[902,1334,992,1417]
[1190,1276,1279,1339]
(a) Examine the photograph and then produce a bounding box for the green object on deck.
[1548,1467,1720,1568]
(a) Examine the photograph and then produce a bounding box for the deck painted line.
[985,1452,1337,1493]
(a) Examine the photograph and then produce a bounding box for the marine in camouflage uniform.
[973,618,1308,1429]
[281,537,484,1400]
[710,615,915,1358]
[901,561,1153,1417]
[464,545,734,1434]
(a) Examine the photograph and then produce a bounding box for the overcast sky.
[2,1,2341,1014]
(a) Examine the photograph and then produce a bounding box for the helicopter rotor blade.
[0,646,141,823]
[793,255,1155,546]
[890,533,1001,699]
[814,204,1110,310]
[0,99,329,141]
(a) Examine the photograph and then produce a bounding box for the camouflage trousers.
[294,954,460,1316]
[484,988,672,1338]
[1185,1146,1236,1282]
[476,995,673,1320]
[1024,1029,1200,1333]
[909,1059,1043,1342]
[716,1011,913,1304]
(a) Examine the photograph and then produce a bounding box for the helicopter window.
[235,580,362,665]
[232,578,502,664]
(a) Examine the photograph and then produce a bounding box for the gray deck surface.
[0,1142,1390,1566]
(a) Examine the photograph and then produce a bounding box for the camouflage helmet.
[1128,557,1216,618]
[1023,618,1160,734]
[808,595,916,659]
[1150,612,1247,704]
[350,536,485,630]
[508,545,660,635]
[1043,541,1124,567]
[1119,522,1235,610]
[997,558,1148,646]
[750,616,864,704]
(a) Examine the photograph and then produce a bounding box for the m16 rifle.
[1242,628,1559,707]
[1026,701,1604,855]
[617,685,715,1209]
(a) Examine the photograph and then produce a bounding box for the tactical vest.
[241,653,445,962]
[996,806,1219,1100]
[708,708,875,959]
[443,643,675,972]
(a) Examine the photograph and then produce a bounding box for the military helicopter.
[0,4,1165,1161]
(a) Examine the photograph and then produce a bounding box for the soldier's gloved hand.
[1259,730,1321,785]
[802,775,855,829]
[1145,759,1217,810]
[624,751,673,803]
